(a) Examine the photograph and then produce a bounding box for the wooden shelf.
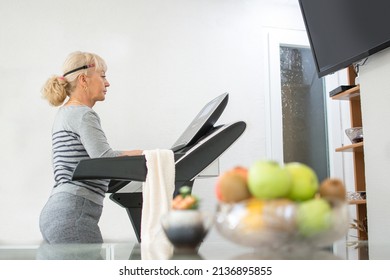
[348,199,366,205]
[332,67,368,258]
[331,85,360,101]
[335,142,364,152]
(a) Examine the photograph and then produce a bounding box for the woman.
[40,51,142,243]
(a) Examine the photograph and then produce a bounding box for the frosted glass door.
[280,46,329,182]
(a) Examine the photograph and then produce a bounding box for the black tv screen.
[298,0,390,78]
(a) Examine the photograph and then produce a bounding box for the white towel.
[141,149,175,259]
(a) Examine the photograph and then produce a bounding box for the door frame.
[263,27,346,178]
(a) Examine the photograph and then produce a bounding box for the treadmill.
[72,93,246,242]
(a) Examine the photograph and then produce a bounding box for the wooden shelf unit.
[330,67,368,252]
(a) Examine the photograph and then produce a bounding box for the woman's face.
[86,70,110,103]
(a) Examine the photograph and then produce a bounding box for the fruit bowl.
[345,127,363,144]
[161,210,213,251]
[215,198,349,249]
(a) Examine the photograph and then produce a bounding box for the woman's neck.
[65,92,93,108]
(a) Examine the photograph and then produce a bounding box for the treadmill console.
[171,92,228,151]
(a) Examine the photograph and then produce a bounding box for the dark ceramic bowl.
[161,210,213,250]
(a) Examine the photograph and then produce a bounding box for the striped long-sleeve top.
[50,105,122,206]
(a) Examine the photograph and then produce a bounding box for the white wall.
[359,48,390,259]
[0,0,304,244]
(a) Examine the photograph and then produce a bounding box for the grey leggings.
[39,192,103,244]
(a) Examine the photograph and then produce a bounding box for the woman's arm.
[80,110,143,158]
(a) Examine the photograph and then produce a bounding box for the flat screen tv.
[298,0,390,78]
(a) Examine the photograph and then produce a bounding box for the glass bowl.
[345,127,363,144]
[161,210,213,251]
[215,198,349,249]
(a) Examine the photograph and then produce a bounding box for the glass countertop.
[0,239,370,260]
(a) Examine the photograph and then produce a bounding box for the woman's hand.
[120,150,144,156]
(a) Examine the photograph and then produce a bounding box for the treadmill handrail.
[72,153,185,181]
[72,155,147,181]
[174,121,246,182]
[71,121,246,192]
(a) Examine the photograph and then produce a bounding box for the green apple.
[285,162,319,201]
[247,160,291,199]
[297,198,331,237]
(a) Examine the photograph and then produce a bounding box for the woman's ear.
[78,74,88,86]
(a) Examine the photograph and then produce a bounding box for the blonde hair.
[42,51,107,106]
